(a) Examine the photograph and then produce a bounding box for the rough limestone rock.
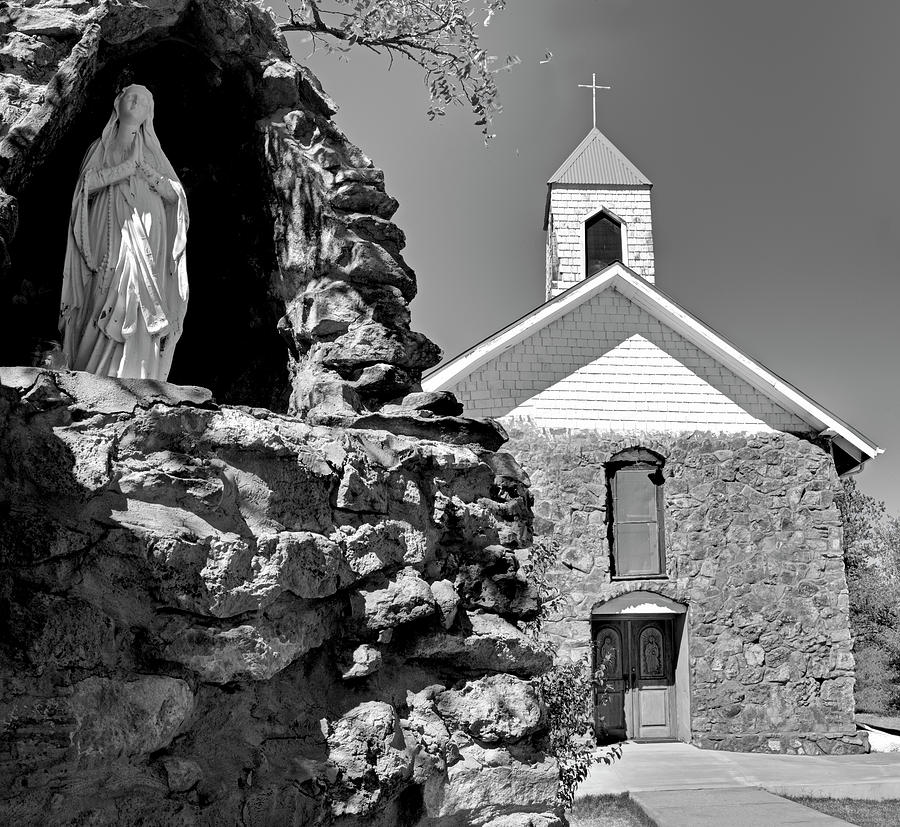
[341,643,383,680]
[0,369,558,825]
[160,756,203,793]
[326,701,415,820]
[411,613,552,678]
[430,578,460,629]
[358,566,438,632]
[482,815,565,827]
[70,676,195,764]
[423,743,560,827]
[436,675,544,744]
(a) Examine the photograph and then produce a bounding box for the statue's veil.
[81,84,180,185]
[71,83,188,271]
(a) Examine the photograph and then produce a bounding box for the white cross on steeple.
[578,73,611,129]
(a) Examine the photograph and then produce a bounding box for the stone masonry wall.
[547,185,654,296]
[505,422,867,755]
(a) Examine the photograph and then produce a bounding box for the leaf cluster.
[276,0,511,142]
[535,656,621,809]
[836,478,900,631]
[520,534,563,642]
[835,478,900,711]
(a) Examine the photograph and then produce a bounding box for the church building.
[422,125,880,754]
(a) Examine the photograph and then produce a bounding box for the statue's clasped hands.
[136,159,164,189]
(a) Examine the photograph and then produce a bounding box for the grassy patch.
[785,796,900,826]
[568,793,656,827]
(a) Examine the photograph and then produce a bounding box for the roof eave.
[611,272,882,462]
[423,266,622,389]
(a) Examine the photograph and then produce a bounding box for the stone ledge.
[0,366,216,413]
[349,411,508,452]
[695,730,870,756]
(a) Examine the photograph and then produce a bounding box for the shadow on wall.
[1,36,289,409]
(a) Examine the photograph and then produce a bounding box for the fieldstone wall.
[505,421,867,755]
[0,368,561,826]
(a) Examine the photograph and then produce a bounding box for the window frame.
[581,206,629,279]
[606,450,667,580]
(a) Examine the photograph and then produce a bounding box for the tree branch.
[277,0,510,141]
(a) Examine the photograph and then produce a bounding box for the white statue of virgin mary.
[59,84,189,380]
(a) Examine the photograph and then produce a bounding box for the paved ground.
[577,741,900,825]
[631,787,849,826]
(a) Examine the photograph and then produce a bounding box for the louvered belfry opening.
[585,210,623,276]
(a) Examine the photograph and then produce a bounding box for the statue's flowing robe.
[60,131,189,381]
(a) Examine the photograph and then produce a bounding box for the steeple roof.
[547,127,651,187]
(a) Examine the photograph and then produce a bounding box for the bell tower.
[544,126,654,298]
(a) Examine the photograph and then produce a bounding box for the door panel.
[639,626,665,678]
[633,620,674,739]
[594,623,626,739]
[638,688,669,728]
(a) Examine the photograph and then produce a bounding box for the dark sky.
[272,1,900,512]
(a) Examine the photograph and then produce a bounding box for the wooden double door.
[593,616,675,741]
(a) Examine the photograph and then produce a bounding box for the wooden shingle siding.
[450,288,809,434]
[547,186,655,295]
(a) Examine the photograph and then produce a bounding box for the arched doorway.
[592,591,690,743]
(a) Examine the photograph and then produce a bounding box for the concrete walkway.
[577,741,900,825]
[631,787,848,826]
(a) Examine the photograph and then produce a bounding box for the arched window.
[585,210,623,276]
[606,448,666,578]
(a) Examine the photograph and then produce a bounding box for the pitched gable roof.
[422,263,881,471]
[548,128,652,187]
